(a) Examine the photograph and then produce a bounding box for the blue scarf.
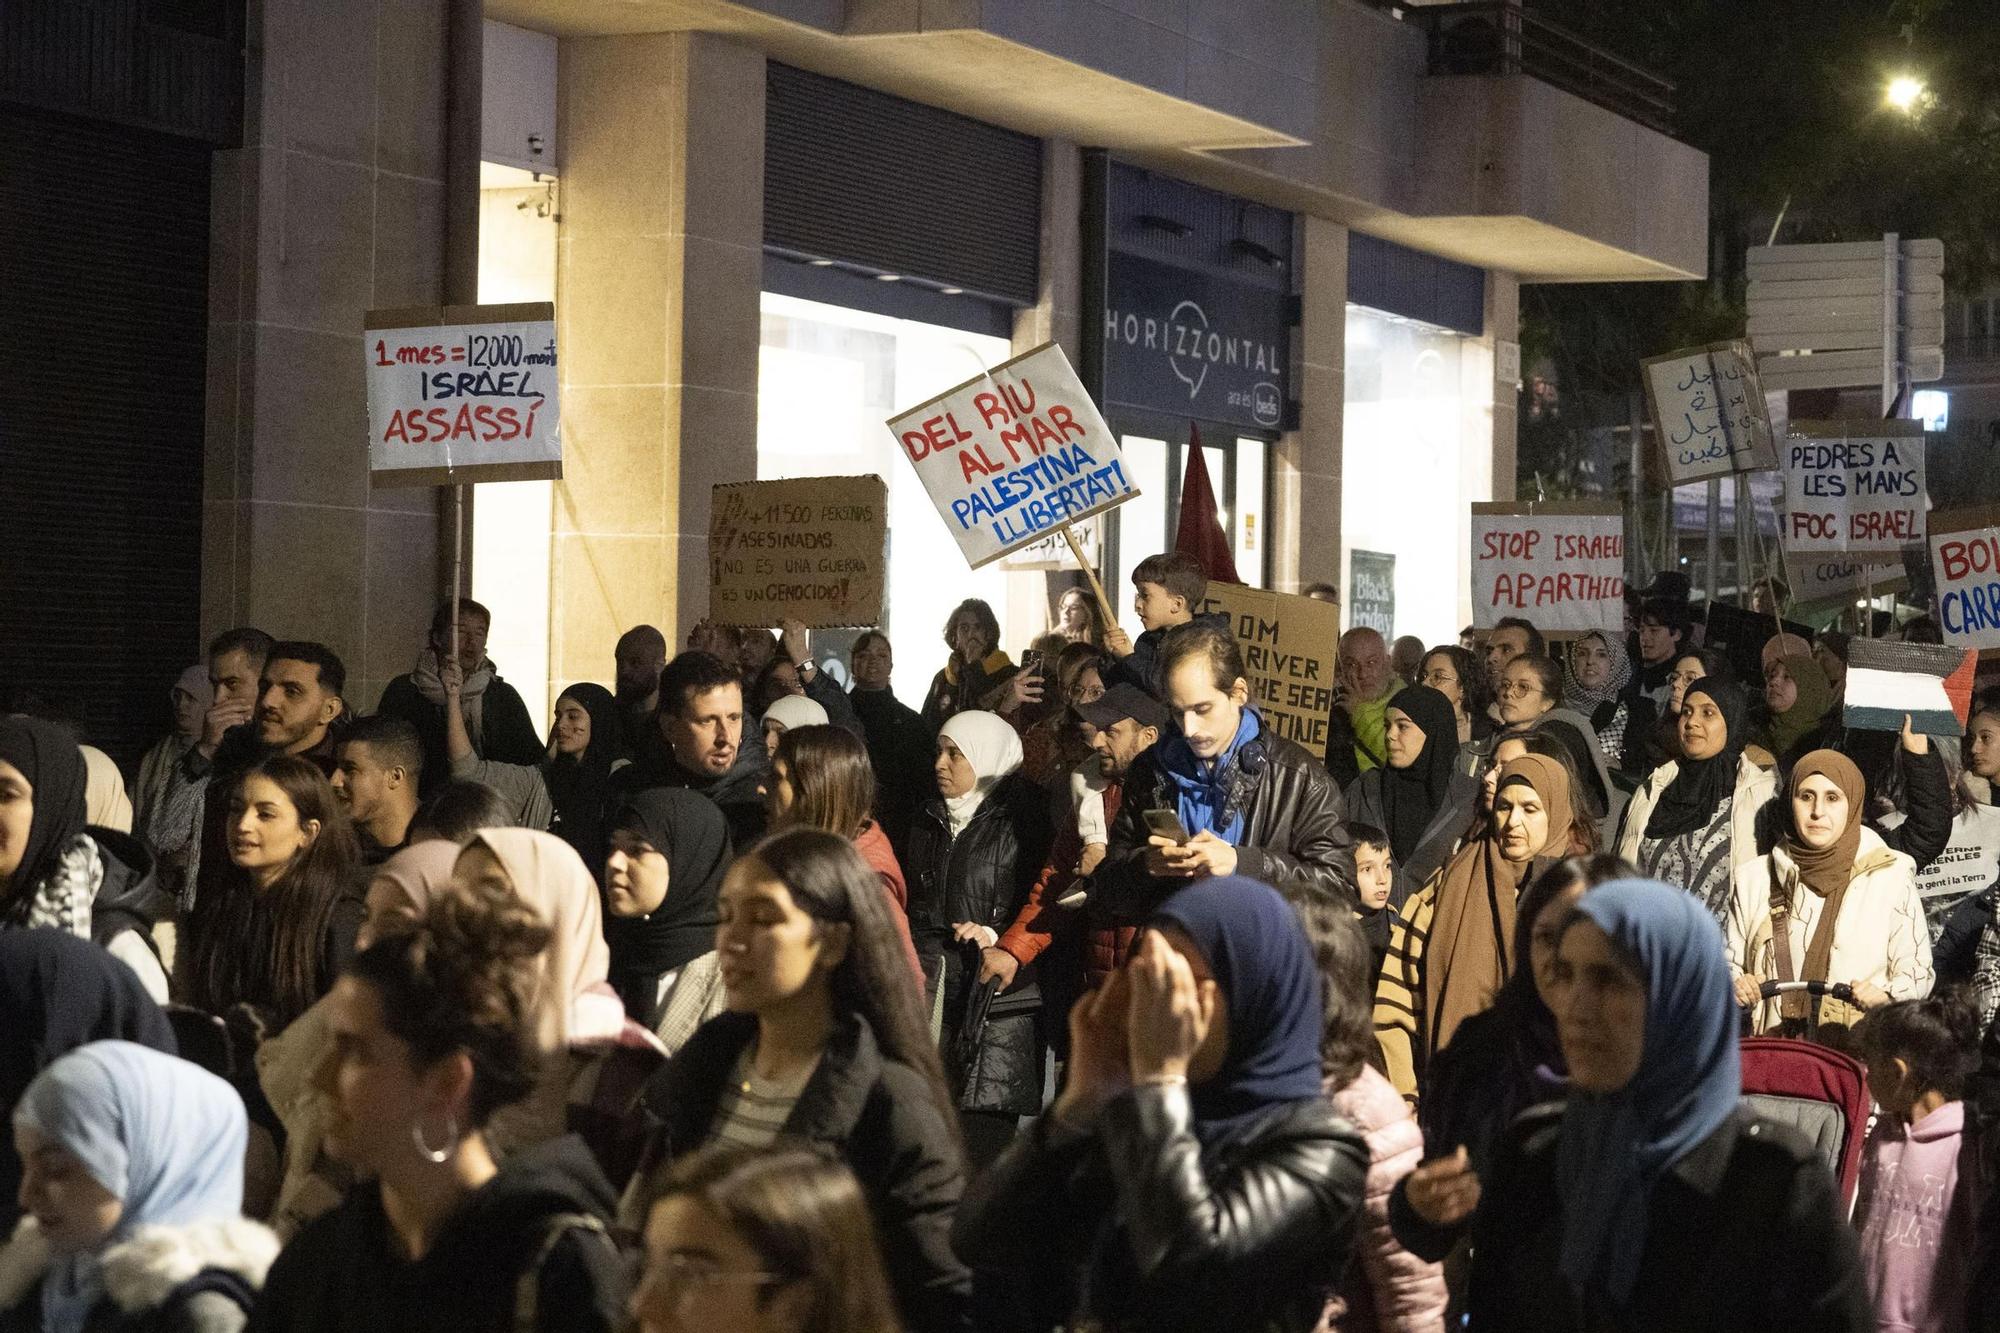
[1148,875,1324,1146]
[1158,708,1262,845]
[1555,879,1739,1307]
[17,1042,247,1333]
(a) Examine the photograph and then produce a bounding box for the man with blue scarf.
[1099,621,1353,916]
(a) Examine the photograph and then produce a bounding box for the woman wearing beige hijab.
[1374,753,1579,1100]
[259,840,463,1236]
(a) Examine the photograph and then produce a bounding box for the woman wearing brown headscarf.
[1726,749,1933,1038]
[1373,753,1579,1100]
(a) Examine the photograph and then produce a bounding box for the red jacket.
[999,778,1136,991]
[854,820,925,987]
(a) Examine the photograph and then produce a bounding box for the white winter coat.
[1726,825,1934,1034]
[1616,753,1777,878]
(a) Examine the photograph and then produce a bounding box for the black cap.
[1079,683,1169,734]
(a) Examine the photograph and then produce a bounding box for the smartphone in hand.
[1143,808,1191,846]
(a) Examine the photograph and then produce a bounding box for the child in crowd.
[1350,823,1395,983]
[1853,992,1983,1333]
[1101,551,1216,697]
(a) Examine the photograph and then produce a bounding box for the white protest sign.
[884,343,1138,569]
[365,302,561,486]
[1470,503,1625,635]
[1779,420,1925,555]
[1641,340,1778,484]
[1886,806,2000,942]
[1929,507,2000,650]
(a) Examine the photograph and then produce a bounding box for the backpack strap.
[514,1212,616,1333]
[1769,851,1797,986]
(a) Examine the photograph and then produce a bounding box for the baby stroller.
[1740,980,1872,1213]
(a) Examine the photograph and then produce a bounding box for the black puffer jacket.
[638,1012,971,1332]
[1099,729,1355,918]
[953,1085,1369,1333]
[905,775,1054,1117]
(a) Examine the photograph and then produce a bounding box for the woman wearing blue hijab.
[0,1040,277,1332]
[953,876,1369,1333]
[1466,878,1869,1331]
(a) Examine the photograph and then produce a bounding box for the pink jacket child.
[1318,1064,1447,1333]
[1856,1100,1979,1333]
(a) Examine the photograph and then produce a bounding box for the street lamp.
[1885,74,1927,113]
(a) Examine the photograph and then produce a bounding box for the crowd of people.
[7,553,2000,1331]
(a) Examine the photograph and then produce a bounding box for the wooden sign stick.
[1059,525,1119,629]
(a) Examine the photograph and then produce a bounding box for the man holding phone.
[1099,621,1354,912]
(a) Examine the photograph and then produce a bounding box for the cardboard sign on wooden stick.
[707,477,887,628]
[1640,340,1778,484]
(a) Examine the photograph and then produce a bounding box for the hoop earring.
[411,1111,458,1164]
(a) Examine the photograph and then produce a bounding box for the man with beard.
[615,651,768,847]
[613,624,668,760]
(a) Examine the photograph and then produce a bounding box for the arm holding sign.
[1871,717,1953,874]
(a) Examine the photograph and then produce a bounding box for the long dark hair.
[653,1144,904,1333]
[773,725,876,839]
[180,754,359,1025]
[349,886,553,1129]
[1292,898,1379,1090]
[747,828,959,1146]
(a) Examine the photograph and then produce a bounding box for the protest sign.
[1194,584,1341,760]
[1778,420,1925,555]
[1884,805,2000,943]
[1842,638,1976,735]
[707,477,887,629]
[1348,551,1395,638]
[1640,341,1778,484]
[1469,503,1624,636]
[365,303,560,486]
[884,343,1138,570]
[1929,506,2000,651]
[1781,548,1905,610]
[1001,516,1101,572]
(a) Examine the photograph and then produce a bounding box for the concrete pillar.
[552,32,765,691]
[1485,269,1520,500]
[203,0,449,709]
[1277,215,1346,597]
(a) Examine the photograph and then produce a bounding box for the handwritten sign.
[1469,503,1624,635]
[884,343,1138,569]
[1782,548,1906,609]
[1000,516,1101,572]
[1641,341,1777,484]
[1929,506,2000,650]
[1884,806,2000,942]
[1195,584,1341,760]
[365,303,560,486]
[707,477,887,629]
[1348,550,1395,637]
[1780,420,1925,555]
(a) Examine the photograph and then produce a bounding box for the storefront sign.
[1779,420,1926,554]
[1641,341,1777,484]
[1195,584,1341,760]
[1102,251,1288,432]
[707,476,886,628]
[365,302,561,486]
[1929,506,2000,650]
[885,343,1138,570]
[1348,550,1396,637]
[1469,503,1624,635]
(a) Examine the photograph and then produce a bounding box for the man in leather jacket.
[1098,621,1355,917]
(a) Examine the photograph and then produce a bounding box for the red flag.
[1174,423,1242,585]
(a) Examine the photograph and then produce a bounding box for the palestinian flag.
[1843,639,1979,735]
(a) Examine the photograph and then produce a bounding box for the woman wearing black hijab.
[0,928,177,1233]
[541,683,625,880]
[602,787,732,1050]
[1615,679,1778,926]
[1344,685,1477,907]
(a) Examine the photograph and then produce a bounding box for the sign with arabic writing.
[1640,341,1778,485]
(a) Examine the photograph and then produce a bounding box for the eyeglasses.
[638,1254,789,1311]
[1499,681,1543,699]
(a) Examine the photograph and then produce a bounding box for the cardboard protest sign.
[1194,584,1341,760]
[365,303,560,486]
[1781,548,1906,610]
[1842,638,1976,735]
[1000,516,1101,572]
[884,343,1138,569]
[707,477,887,629]
[1469,503,1624,636]
[1700,602,1815,689]
[1779,420,1925,555]
[1929,507,2000,651]
[1641,341,1778,484]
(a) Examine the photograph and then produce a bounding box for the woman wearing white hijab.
[0,1041,278,1332]
[904,711,1053,1165]
[758,693,828,759]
